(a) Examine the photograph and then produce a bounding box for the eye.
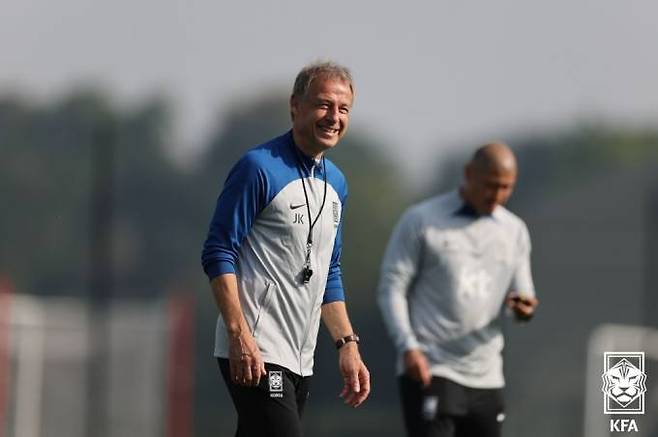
[339,107,350,114]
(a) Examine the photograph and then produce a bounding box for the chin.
[315,137,339,150]
[482,205,496,214]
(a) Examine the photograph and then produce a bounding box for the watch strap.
[335,334,360,349]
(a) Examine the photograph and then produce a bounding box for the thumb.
[420,364,431,387]
[422,372,432,387]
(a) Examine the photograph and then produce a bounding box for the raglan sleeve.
[322,180,347,304]
[201,153,269,281]
[376,208,424,353]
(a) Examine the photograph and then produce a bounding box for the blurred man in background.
[201,61,370,437]
[377,143,538,437]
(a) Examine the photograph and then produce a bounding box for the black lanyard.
[294,153,327,283]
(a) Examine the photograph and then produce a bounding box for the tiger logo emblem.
[268,371,283,393]
[601,358,647,408]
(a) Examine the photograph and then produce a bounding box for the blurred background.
[1,1,657,436]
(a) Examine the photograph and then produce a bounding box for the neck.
[458,186,472,205]
[292,131,324,160]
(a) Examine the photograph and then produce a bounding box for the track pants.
[399,375,505,437]
[218,358,312,437]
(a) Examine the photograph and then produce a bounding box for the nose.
[493,188,507,204]
[325,106,339,122]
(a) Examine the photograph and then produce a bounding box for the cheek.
[302,112,320,128]
[482,188,496,199]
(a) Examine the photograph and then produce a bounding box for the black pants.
[218,358,312,437]
[398,375,505,437]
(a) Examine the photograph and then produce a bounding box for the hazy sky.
[2,0,658,180]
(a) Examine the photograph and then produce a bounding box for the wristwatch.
[335,334,360,349]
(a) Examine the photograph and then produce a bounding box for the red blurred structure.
[167,293,195,437]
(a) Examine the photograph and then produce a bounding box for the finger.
[353,370,371,407]
[243,362,253,386]
[344,388,358,406]
[353,389,369,407]
[416,359,431,387]
[516,302,534,315]
[421,370,432,388]
[339,380,350,399]
[350,385,368,408]
[345,373,362,406]
[230,360,242,384]
[253,358,266,385]
[252,364,262,386]
[350,372,361,394]
[515,294,537,305]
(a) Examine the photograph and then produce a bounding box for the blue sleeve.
[201,153,269,281]
[323,188,347,304]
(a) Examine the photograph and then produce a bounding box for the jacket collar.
[287,130,323,174]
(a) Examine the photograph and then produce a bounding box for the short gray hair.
[291,61,354,99]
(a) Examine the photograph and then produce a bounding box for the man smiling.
[202,61,370,437]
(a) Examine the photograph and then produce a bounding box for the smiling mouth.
[318,125,339,135]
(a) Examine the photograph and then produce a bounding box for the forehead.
[306,77,353,101]
[478,167,517,182]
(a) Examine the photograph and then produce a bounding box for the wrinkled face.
[290,77,353,156]
[603,359,647,406]
[465,165,517,215]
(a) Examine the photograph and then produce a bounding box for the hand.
[506,293,539,321]
[338,343,370,407]
[404,349,431,387]
[227,330,266,387]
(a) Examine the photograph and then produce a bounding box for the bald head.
[469,142,517,175]
[462,142,518,215]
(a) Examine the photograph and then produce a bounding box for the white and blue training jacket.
[202,131,347,376]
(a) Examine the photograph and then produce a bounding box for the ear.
[289,95,298,121]
[464,163,472,180]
